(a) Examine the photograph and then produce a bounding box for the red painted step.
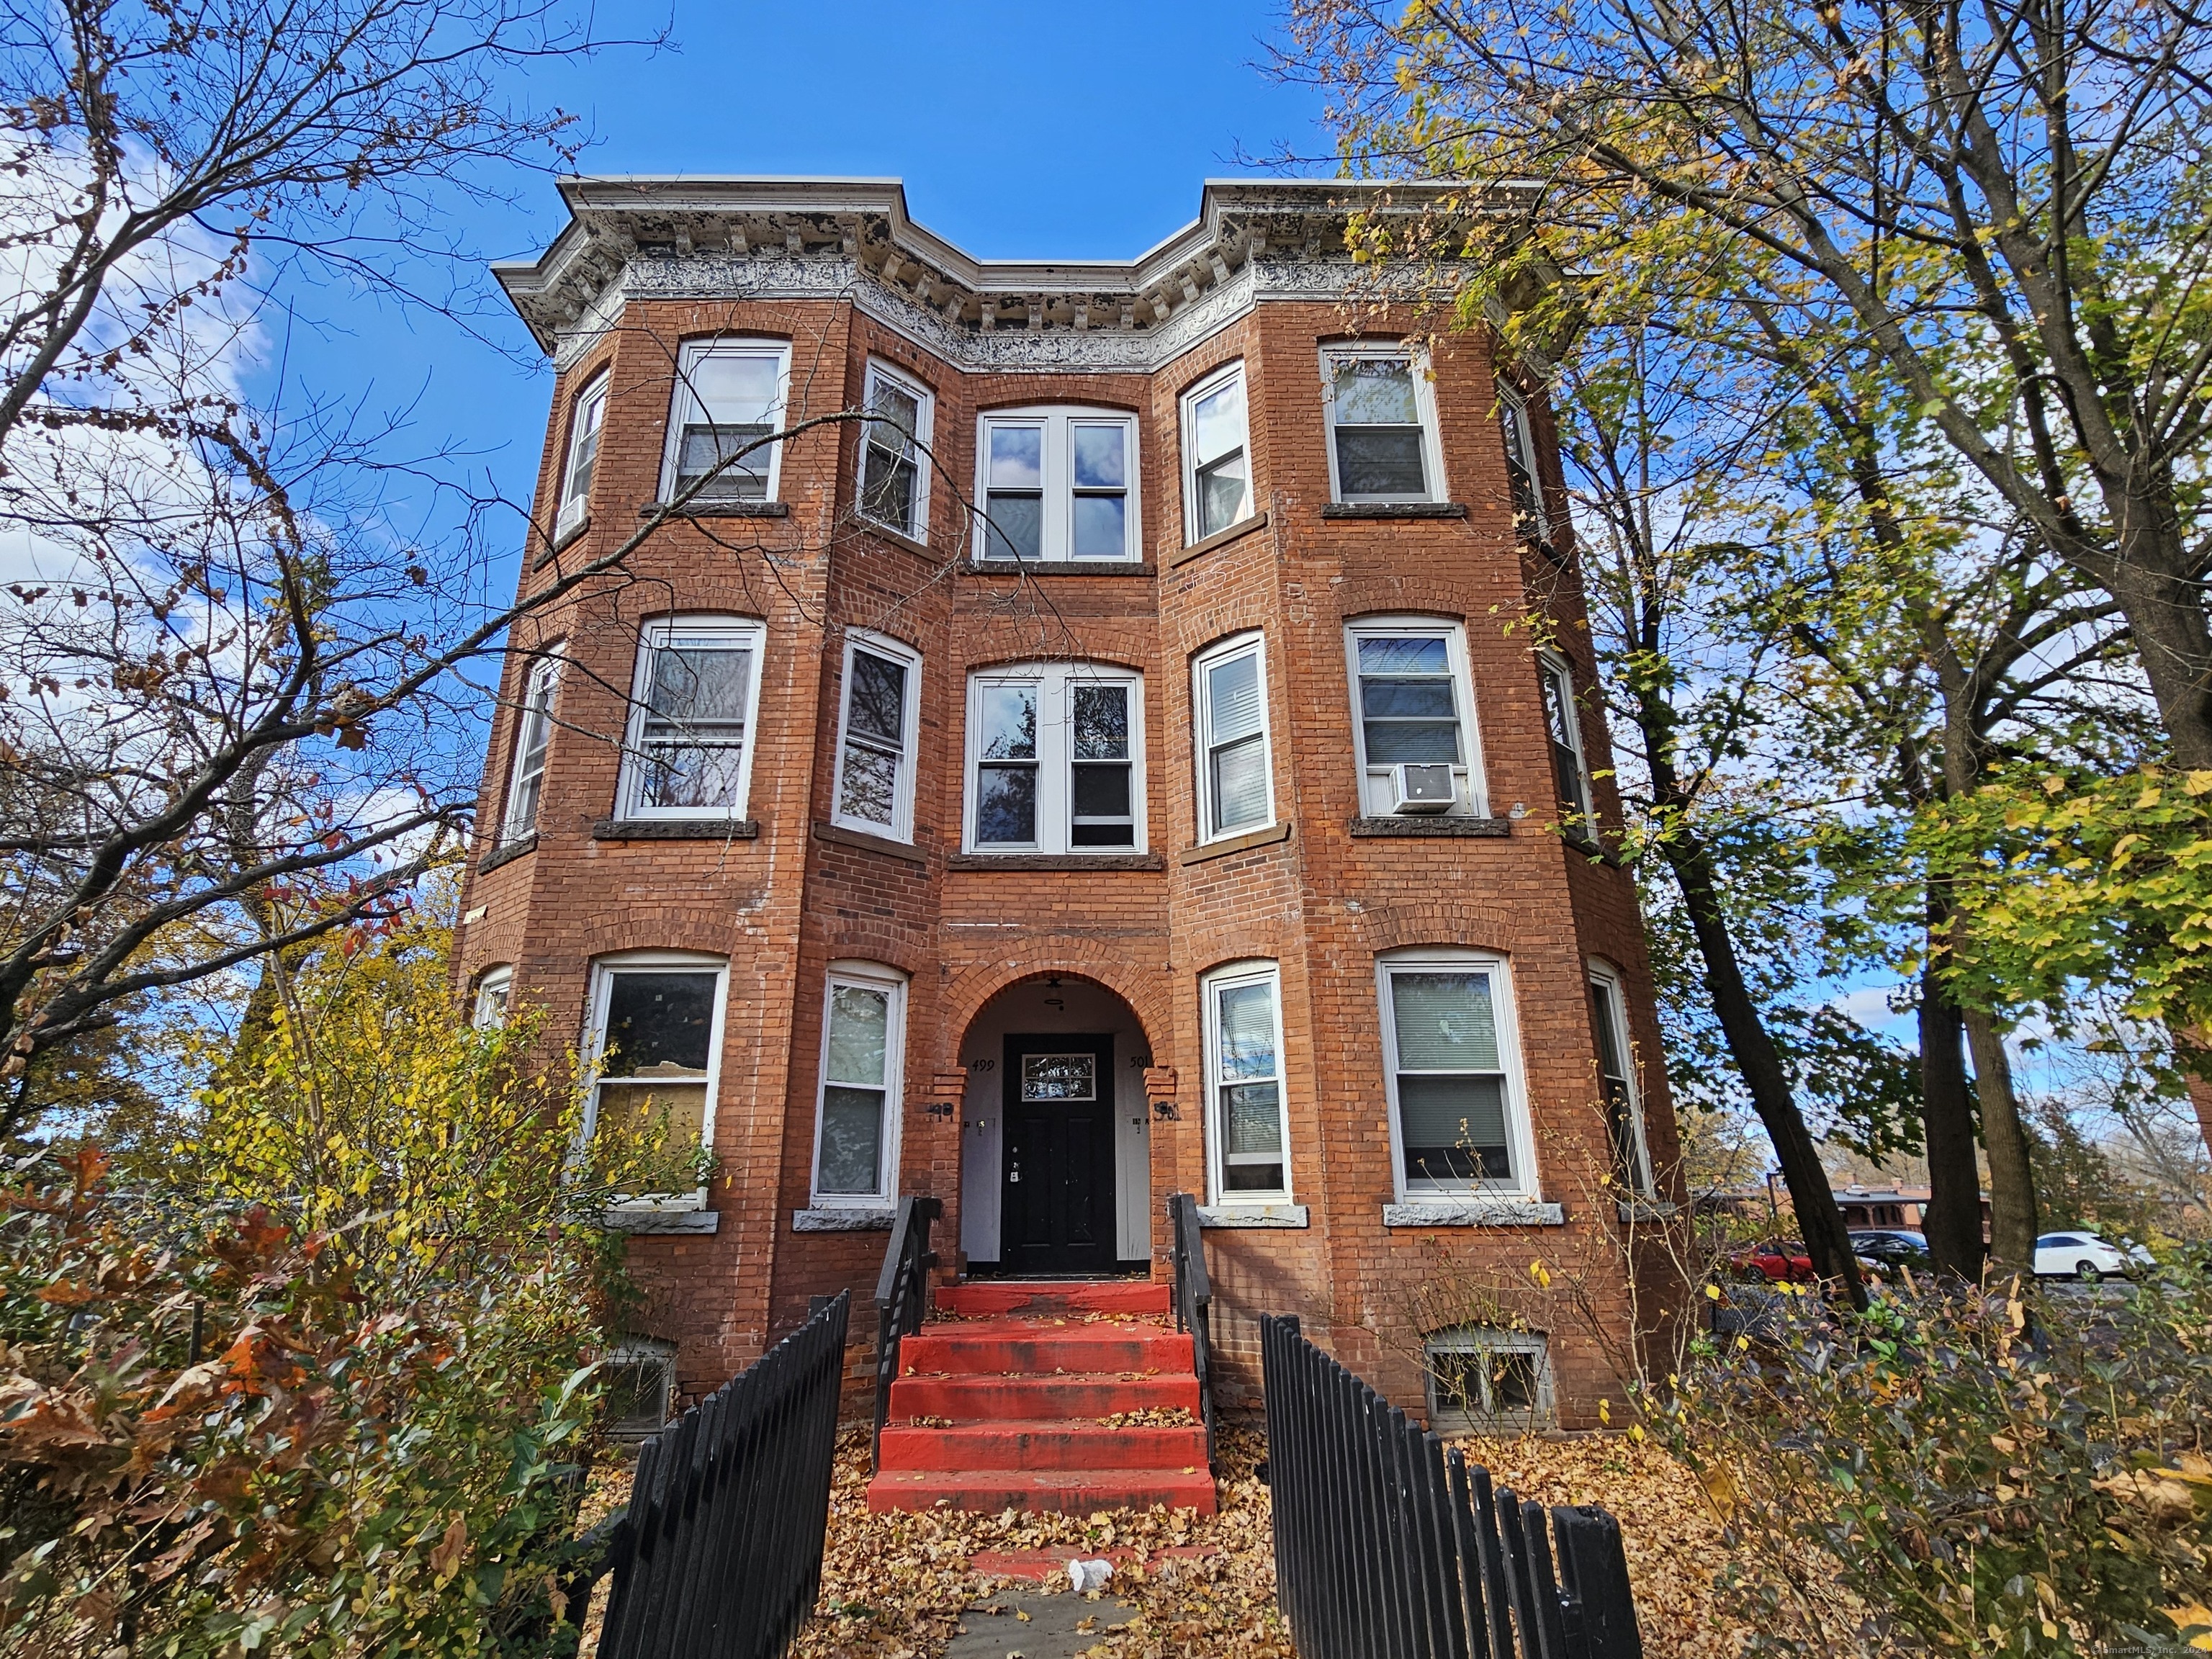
[934,1280,1171,1318]
[878,1420,1208,1472]
[866,1278,1214,1516]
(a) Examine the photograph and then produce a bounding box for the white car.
[2033,1231,2147,1280]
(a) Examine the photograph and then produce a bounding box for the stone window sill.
[947,851,1162,871]
[604,1204,719,1235]
[1383,1200,1565,1229]
[640,499,789,518]
[854,519,939,559]
[959,558,1156,577]
[793,1207,896,1232]
[1180,821,1292,866]
[1321,501,1468,520]
[1169,511,1269,570]
[814,820,927,866]
[531,512,590,570]
[1617,1199,1681,1223]
[593,818,760,841]
[1349,817,1511,838]
[1197,1203,1308,1229]
[479,833,536,873]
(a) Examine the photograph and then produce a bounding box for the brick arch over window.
[958,647,1149,677]
[938,947,1172,1059]
[1331,577,1496,626]
[1350,900,1522,957]
[573,911,760,962]
[806,918,933,981]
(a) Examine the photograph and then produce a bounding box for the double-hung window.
[1538,653,1596,833]
[555,374,608,543]
[832,633,922,840]
[1193,633,1273,841]
[500,652,562,845]
[1322,345,1444,504]
[1182,364,1251,542]
[472,966,513,1030]
[1377,950,1534,1198]
[1202,962,1291,1202]
[661,340,791,504]
[1496,385,1550,544]
[1587,965,1654,1198]
[976,407,1139,561]
[859,361,932,539]
[617,617,765,820]
[584,953,727,1207]
[1344,619,1485,817]
[966,664,1145,853]
[811,963,907,1208]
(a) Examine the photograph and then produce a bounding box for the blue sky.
[269,2,1331,549]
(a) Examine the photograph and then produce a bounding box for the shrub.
[1665,1271,2212,1654]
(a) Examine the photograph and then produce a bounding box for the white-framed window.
[810,962,908,1208]
[1538,652,1596,832]
[1424,1328,1552,1432]
[1587,963,1655,1198]
[1201,961,1292,1204]
[500,652,562,845]
[1377,950,1536,1199]
[859,359,933,539]
[974,406,1140,562]
[660,338,792,504]
[1344,618,1486,817]
[1181,363,1251,543]
[1496,384,1550,544]
[1321,343,1444,504]
[964,663,1145,853]
[1192,632,1273,842]
[616,616,766,821]
[583,952,729,1206]
[832,632,922,841]
[555,373,608,542]
[603,1337,678,1438]
[472,965,513,1030]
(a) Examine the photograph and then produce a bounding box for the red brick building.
[458,177,1681,1432]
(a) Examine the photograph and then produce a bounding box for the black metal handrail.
[871,1193,940,1472]
[1262,1313,1642,1659]
[593,1291,851,1659]
[1166,1191,1215,1468]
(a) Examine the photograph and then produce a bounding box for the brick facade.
[457,179,1682,1427]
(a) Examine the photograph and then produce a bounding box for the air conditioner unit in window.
[1390,763,1456,814]
[553,493,588,544]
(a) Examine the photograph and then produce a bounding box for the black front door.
[1000,1033,1118,1276]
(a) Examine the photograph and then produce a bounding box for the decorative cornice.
[500,175,1498,372]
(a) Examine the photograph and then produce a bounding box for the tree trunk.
[2099,533,2212,771]
[1964,1008,2038,1272]
[1917,964,1987,1280]
[1657,832,1867,1307]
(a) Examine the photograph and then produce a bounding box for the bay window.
[616,617,765,821]
[584,953,728,1207]
[832,633,921,840]
[1497,385,1549,544]
[1202,961,1291,1202]
[1344,619,1485,817]
[811,963,907,1208]
[1192,633,1272,841]
[554,373,607,543]
[1588,964,1654,1198]
[1182,363,1251,542]
[859,360,932,539]
[1377,950,1534,1198]
[1322,344,1443,504]
[660,340,791,504]
[1538,653,1595,832]
[500,652,562,844]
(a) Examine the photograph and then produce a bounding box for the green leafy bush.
[1666,1272,2212,1654]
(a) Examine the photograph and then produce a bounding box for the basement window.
[1424,1328,1552,1432]
[603,1338,678,1438]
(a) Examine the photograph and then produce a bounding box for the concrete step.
[877,1419,1208,1473]
[865,1467,1218,1516]
[899,1322,1192,1375]
[886,1370,1200,1421]
[934,1280,1171,1318]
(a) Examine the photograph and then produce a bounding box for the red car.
[1727,1241,1817,1283]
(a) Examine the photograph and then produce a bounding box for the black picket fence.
[588,1290,851,1659]
[1262,1313,1643,1659]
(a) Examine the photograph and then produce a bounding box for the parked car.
[1726,1240,1816,1282]
[1851,1229,1933,1278]
[2033,1231,2148,1281]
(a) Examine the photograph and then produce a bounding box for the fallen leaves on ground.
[793,1424,1292,1659]
[1094,1407,1196,1428]
[1449,1431,1755,1659]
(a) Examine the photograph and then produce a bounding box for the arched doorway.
[955,974,1154,1277]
